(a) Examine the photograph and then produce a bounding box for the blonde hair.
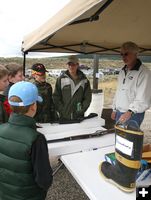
[5,63,23,77]
[0,65,8,79]
[9,96,31,114]
[121,41,139,54]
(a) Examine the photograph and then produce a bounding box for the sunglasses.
[120,52,129,57]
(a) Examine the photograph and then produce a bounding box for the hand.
[119,111,132,123]
[111,111,116,120]
[75,110,84,118]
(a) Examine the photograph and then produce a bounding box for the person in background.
[53,55,92,121]
[0,81,53,199]
[111,41,151,126]
[31,63,56,123]
[0,65,9,124]
[3,63,24,97]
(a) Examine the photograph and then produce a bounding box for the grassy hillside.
[1,56,151,70]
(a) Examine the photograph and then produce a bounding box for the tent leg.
[93,54,99,90]
[23,52,26,76]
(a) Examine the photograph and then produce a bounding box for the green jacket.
[0,113,48,200]
[0,94,8,124]
[33,80,56,123]
[53,70,92,120]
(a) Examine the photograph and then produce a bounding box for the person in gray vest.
[0,81,53,200]
[53,55,92,121]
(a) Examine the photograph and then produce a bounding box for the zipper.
[123,67,128,84]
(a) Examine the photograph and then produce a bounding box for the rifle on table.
[58,113,98,124]
[47,128,115,144]
[36,113,98,128]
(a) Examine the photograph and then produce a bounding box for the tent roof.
[22,0,151,55]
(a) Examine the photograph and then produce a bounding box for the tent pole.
[23,52,26,76]
[93,54,99,90]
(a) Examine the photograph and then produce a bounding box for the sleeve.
[0,102,3,124]
[129,68,151,113]
[31,134,53,191]
[47,84,55,110]
[48,84,57,121]
[53,78,64,114]
[0,101,8,124]
[49,85,54,109]
[112,94,117,111]
[81,79,92,112]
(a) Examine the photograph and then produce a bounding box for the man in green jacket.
[0,81,53,200]
[53,55,92,120]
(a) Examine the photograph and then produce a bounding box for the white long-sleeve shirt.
[112,60,151,113]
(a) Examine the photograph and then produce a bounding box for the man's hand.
[119,111,132,123]
[111,111,116,120]
[75,110,84,118]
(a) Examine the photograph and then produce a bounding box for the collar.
[122,59,142,71]
[65,69,86,80]
[9,82,14,86]
[8,113,37,129]
[35,80,46,86]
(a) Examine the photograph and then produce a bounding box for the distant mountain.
[0,54,151,70]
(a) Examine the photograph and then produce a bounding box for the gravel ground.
[46,166,89,200]
[141,109,151,144]
[46,109,151,200]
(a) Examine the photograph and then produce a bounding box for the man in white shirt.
[111,41,151,126]
[99,42,151,191]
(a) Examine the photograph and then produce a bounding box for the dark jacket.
[0,113,53,200]
[0,94,9,124]
[33,80,56,123]
[3,82,14,97]
[53,70,92,120]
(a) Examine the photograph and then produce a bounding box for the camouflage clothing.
[33,80,55,123]
[53,70,92,120]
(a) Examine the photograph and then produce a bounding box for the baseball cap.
[67,55,79,65]
[8,81,43,106]
[32,63,48,75]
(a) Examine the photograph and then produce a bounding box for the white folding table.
[38,118,127,199]
[61,145,136,200]
[38,117,105,141]
[47,133,115,157]
[37,117,115,158]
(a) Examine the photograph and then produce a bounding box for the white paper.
[115,135,133,156]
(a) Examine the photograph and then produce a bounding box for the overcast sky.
[0,0,70,57]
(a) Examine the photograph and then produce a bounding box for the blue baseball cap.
[8,81,43,106]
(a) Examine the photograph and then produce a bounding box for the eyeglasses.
[68,62,76,66]
[120,52,129,57]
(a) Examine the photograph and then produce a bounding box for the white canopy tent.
[21,3,151,196]
[22,0,151,56]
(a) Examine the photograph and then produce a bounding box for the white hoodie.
[112,60,151,113]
